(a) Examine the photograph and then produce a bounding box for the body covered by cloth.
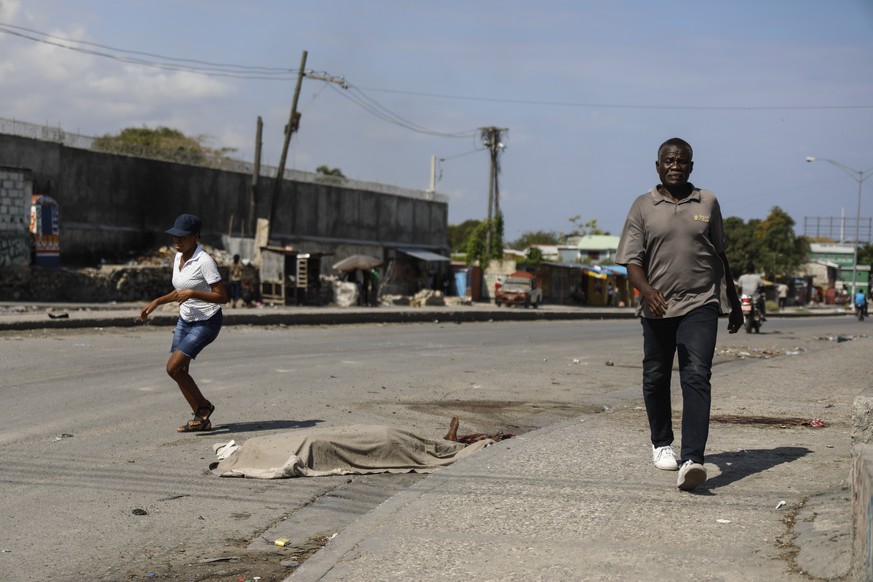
[210,425,494,479]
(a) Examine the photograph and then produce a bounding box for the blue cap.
[166,214,202,236]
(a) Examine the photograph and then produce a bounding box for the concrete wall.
[0,134,448,270]
[0,165,32,268]
[853,388,873,581]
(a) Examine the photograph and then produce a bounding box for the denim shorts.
[171,310,223,359]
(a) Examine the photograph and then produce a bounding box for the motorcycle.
[740,294,762,333]
[857,300,868,322]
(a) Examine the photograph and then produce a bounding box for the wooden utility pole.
[248,115,263,237]
[480,127,507,257]
[267,49,308,241]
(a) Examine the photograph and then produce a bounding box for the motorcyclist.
[855,290,869,317]
[737,270,766,321]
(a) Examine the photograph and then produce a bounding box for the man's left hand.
[727,307,744,334]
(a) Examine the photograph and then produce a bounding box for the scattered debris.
[716,346,806,359]
[132,508,148,516]
[281,560,300,568]
[47,311,69,319]
[53,433,74,442]
[810,418,825,428]
[156,494,190,502]
[274,538,291,547]
[816,334,868,342]
[196,556,240,564]
[716,519,731,524]
[775,500,787,510]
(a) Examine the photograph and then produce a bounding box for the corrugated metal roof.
[399,248,451,262]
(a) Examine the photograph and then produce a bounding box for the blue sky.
[1,0,872,242]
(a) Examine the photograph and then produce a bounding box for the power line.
[0,22,873,113]
[0,22,295,79]
[326,83,480,139]
[357,86,873,112]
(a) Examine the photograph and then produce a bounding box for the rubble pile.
[0,244,242,303]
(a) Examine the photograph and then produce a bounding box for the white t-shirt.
[737,273,764,297]
[171,246,222,321]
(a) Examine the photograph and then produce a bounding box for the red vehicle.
[495,272,542,308]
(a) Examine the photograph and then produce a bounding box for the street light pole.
[805,157,873,302]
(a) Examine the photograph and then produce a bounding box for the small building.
[805,243,869,298]
[558,235,621,264]
[534,262,629,307]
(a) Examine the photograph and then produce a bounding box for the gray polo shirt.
[616,185,729,319]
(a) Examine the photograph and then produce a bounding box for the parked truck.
[494,272,542,308]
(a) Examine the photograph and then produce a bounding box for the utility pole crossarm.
[304,71,348,88]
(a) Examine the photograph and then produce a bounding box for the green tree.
[857,243,873,268]
[448,219,482,253]
[755,206,809,279]
[723,207,809,280]
[315,165,345,178]
[509,230,559,250]
[466,212,504,268]
[92,126,235,164]
[724,216,762,277]
[517,245,544,268]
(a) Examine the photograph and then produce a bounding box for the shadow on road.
[703,446,812,490]
[206,418,323,435]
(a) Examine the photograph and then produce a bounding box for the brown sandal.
[178,417,212,432]
[177,404,215,432]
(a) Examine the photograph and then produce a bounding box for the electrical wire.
[4,19,871,113]
[326,83,480,138]
[357,86,873,112]
[0,22,295,79]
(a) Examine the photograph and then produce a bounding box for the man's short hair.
[658,137,693,160]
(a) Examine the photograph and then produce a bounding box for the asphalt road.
[0,316,864,581]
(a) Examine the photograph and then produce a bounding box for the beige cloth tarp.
[209,425,494,479]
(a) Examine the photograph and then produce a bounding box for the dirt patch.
[406,399,606,434]
[710,414,826,428]
[110,534,328,581]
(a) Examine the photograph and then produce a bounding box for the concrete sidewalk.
[290,335,866,582]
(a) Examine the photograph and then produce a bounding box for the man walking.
[616,138,743,491]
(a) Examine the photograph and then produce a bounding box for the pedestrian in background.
[228,254,243,308]
[140,214,228,432]
[778,283,789,309]
[616,138,743,491]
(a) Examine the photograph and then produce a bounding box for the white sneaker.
[652,445,679,471]
[677,461,707,490]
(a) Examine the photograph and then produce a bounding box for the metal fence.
[0,117,446,203]
[803,216,872,244]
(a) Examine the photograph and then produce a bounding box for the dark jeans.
[640,303,719,465]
